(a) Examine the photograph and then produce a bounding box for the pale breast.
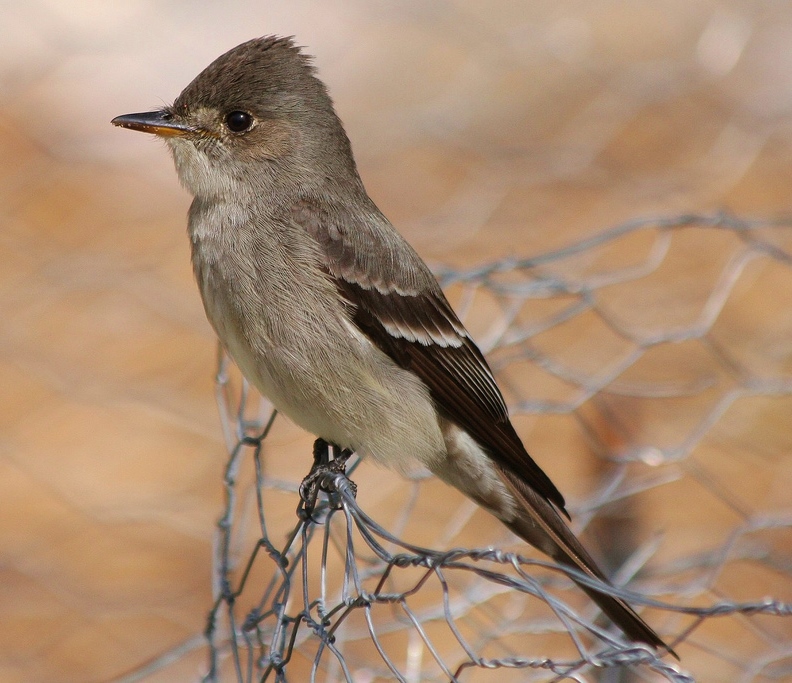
[188,198,447,471]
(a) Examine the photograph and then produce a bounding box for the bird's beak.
[111,110,193,137]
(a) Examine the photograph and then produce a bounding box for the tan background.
[2,1,792,681]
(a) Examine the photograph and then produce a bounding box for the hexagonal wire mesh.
[113,213,790,682]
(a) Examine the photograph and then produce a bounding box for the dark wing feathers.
[293,199,567,513]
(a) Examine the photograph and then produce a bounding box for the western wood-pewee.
[113,36,672,654]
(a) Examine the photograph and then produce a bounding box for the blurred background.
[2,1,792,681]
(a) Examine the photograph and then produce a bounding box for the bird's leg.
[298,438,357,520]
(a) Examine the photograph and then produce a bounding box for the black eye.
[225,111,253,133]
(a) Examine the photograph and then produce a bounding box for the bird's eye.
[225,111,253,133]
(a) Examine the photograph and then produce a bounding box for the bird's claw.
[298,439,356,520]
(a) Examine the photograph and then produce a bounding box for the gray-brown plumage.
[112,36,673,655]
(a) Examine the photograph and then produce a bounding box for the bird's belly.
[216,312,446,473]
[215,314,345,441]
[237,354,349,445]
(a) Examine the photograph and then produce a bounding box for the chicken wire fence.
[112,213,792,683]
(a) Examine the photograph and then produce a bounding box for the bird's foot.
[298,438,356,521]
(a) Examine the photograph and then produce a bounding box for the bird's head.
[113,36,358,200]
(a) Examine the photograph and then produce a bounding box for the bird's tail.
[497,467,676,657]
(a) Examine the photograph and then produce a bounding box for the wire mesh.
[173,214,792,682]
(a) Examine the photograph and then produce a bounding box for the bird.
[112,35,672,654]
